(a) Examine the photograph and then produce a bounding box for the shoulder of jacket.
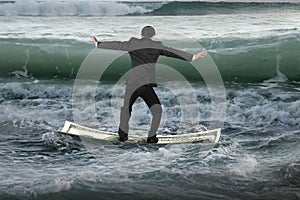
[129,37,139,41]
[154,40,163,46]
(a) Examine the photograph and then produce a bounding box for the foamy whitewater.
[0,1,299,200]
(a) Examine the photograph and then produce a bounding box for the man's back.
[97,37,193,86]
[127,37,163,68]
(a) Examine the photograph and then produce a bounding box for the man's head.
[141,26,155,39]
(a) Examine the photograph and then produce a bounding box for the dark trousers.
[118,85,162,137]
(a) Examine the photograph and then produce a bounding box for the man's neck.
[141,36,155,40]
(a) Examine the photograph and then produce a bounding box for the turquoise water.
[0,1,300,199]
[0,1,300,82]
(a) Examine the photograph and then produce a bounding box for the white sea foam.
[54,178,72,192]
[226,86,300,127]
[228,154,258,177]
[0,81,71,129]
[1,79,299,133]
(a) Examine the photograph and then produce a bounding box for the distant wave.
[148,1,300,16]
[1,1,300,16]
[0,1,149,16]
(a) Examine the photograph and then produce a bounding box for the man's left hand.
[90,36,98,44]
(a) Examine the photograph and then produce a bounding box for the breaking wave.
[1,1,300,16]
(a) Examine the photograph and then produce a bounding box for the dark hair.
[141,26,155,38]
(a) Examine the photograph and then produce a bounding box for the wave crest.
[0,1,148,16]
[2,1,300,16]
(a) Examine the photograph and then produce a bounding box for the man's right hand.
[192,51,207,61]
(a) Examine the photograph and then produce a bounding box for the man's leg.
[140,86,162,143]
[118,85,141,141]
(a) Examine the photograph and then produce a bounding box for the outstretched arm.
[159,45,193,61]
[90,36,129,51]
[159,44,207,62]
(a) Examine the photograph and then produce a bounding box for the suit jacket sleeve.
[97,41,130,51]
[159,43,193,62]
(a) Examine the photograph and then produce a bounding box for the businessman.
[91,26,206,143]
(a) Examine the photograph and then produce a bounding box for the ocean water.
[0,1,300,200]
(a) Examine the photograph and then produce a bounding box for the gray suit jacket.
[97,37,193,86]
